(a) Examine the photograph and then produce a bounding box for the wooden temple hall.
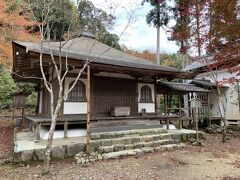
[12,34,213,140]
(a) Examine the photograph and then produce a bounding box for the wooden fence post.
[193,107,199,142]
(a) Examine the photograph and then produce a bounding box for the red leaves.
[0,0,38,65]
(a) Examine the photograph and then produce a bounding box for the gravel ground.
[0,132,240,180]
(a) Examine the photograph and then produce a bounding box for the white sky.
[88,0,179,54]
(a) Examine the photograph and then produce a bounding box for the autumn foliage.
[0,0,38,66]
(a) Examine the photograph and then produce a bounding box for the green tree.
[142,0,170,64]
[27,0,77,41]
[0,64,37,111]
[77,0,121,49]
[0,64,15,110]
[160,53,182,70]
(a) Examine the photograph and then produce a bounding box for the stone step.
[97,139,180,154]
[90,132,187,152]
[101,143,186,160]
[90,128,168,140]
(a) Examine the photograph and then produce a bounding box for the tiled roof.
[157,81,210,93]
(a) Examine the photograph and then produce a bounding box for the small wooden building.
[12,34,195,138]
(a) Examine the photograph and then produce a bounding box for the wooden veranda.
[25,114,191,141]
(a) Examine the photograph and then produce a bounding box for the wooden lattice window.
[67,80,86,102]
[140,85,153,103]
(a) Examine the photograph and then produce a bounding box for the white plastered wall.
[195,68,240,120]
[63,77,87,114]
[138,83,155,113]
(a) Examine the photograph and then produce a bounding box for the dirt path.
[1,133,240,180]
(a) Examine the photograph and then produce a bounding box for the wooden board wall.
[92,77,138,115]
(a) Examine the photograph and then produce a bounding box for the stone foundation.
[13,128,204,162]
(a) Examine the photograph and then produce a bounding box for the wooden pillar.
[164,94,167,115]
[178,94,181,116]
[86,65,91,153]
[22,108,25,127]
[207,92,211,126]
[179,120,183,129]
[188,93,192,127]
[64,121,68,138]
[193,107,199,142]
[12,108,15,122]
[36,123,41,141]
[166,119,170,130]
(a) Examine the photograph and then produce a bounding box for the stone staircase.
[89,128,192,160]
[13,128,201,162]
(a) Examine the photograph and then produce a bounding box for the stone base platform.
[13,128,203,162]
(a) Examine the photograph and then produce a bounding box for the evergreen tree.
[142,0,170,64]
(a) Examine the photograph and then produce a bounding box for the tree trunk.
[42,99,62,175]
[156,27,160,64]
[216,86,227,142]
[222,116,227,142]
[196,0,201,57]
[42,114,57,175]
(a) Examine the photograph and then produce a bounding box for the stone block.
[134,142,145,149]
[132,137,140,144]
[126,150,136,156]
[141,147,154,153]
[162,134,171,139]
[101,139,112,146]
[122,131,131,136]
[102,153,113,160]
[102,151,122,160]
[112,138,125,145]
[118,151,128,157]
[124,138,132,145]
[143,136,154,142]
[96,146,105,154]
[21,150,34,161]
[158,129,167,134]
[67,143,85,157]
[165,144,177,150]
[35,148,45,160]
[136,130,144,134]
[181,133,187,142]
[115,133,124,138]
[152,135,161,141]
[52,146,66,159]
[130,130,137,134]
[90,141,101,152]
[114,144,125,151]
[134,149,144,156]
[103,146,114,153]
[171,134,182,141]
[13,152,22,162]
[144,142,154,147]
[125,144,134,150]
[161,139,172,145]
[154,146,167,152]
[153,129,160,134]
[102,132,116,139]
[153,140,162,147]
[90,133,101,140]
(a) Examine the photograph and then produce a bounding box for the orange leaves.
[123,46,156,62]
[0,42,12,65]
[0,1,36,28]
[0,0,38,66]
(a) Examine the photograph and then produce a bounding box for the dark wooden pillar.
[86,65,91,153]
[164,93,167,115]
